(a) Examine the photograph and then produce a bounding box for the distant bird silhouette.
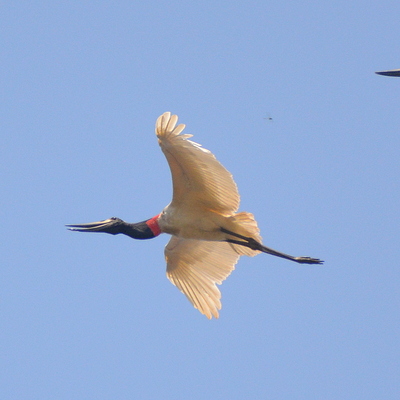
[67,112,323,318]
[375,69,400,77]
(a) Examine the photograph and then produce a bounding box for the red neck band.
[146,214,161,237]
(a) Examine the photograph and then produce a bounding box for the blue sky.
[1,1,399,399]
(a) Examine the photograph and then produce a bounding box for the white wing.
[156,112,240,215]
[165,236,241,319]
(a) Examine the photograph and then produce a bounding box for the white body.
[155,112,261,319]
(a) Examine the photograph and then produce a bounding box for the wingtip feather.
[155,112,186,139]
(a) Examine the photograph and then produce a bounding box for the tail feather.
[227,212,262,257]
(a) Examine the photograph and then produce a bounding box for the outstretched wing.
[165,236,241,319]
[155,112,240,215]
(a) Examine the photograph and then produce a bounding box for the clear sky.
[1,1,399,399]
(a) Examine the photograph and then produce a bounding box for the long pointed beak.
[375,69,400,77]
[66,218,119,232]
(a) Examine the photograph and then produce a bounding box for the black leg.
[221,227,323,264]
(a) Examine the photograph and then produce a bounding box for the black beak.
[375,69,400,77]
[66,217,123,234]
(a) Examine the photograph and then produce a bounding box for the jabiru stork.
[67,112,323,319]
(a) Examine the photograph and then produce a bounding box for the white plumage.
[156,112,263,319]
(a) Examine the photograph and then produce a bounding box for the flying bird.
[67,112,323,319]
[375,68,400,77]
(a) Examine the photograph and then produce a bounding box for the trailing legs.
[220,227,323,264]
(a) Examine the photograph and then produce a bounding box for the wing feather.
[156,112,240,215]
[165,236,240,319]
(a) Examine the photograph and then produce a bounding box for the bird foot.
[294,256,324,264]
